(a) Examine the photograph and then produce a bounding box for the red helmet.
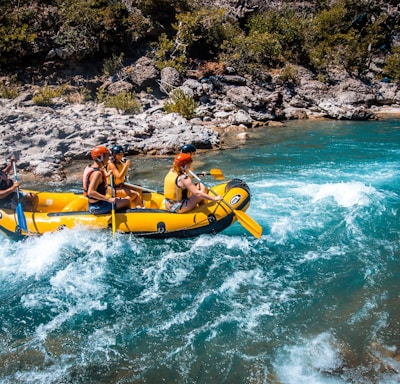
[174,153,193,167]
[91,146,110,161]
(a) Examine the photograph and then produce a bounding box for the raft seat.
[36,197,69,213]
[143,193,165,209]
[61,196,89,212]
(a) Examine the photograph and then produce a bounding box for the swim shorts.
[163,199,185,213]
[88,200,113,214]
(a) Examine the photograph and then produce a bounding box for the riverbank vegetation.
[0,0,399,83]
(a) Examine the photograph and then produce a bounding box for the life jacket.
[83,166,107,200]
[0,170,13,191]
[106,161,125,186]
[163,170,188,201]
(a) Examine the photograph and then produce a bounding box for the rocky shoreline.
[1,63,399,181]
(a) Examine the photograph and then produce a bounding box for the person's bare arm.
[0,181,19,200]
[109,160,130,179]
[182,177,222,201]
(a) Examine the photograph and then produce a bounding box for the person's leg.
[132,187,143,206]
[178,195,201,213]
[118,185,142,208]
[129,189,142,208]
[115,187,127,198]
[115,197,131,211]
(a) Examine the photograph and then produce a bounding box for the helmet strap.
[95,156,105,164]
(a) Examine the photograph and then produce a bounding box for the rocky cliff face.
[1,1,400,180]
[1,60,399,180]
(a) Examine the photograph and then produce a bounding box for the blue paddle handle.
[12,161,28,231]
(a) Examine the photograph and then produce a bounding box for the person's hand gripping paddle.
[189,171,262,239]
[12,160,28,232]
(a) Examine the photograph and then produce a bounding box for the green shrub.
[101,91,141,114]
[153,33,187,73]
[220,31,282,74]
[96,87,106,103]
[279,65,300,85]
[0,2,38,66]
[32,83,67,106]
[0,84,19,99]
[164,88,198,119]
[154,7,238,73]
[176,8,236,57]
[219,7,308,73]
[304,0,393,76]
[383,47,400,81]
[1,0,399,84]
[303,2,349,70]
[247,9,307,64]
[66,87,92,104]
[103,53,124,78]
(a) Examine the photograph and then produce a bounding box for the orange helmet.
[91,146,110,161]
[174,153,193,167]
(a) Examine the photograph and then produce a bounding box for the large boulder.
[160,67,181,94]
[106,80,135,96]
[329,78,376,104]
[125,57,159,91]
[226,86,265,109]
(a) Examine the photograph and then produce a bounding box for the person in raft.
[163,153,223,213]
[0,155,38,211]
[107,145,143,208]
[83,146,130,214]
[180,143,207,185]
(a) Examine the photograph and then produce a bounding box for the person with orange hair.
[163,153,222,213]
[83,146,130,214]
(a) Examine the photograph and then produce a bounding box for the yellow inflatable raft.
[0,179,259,240]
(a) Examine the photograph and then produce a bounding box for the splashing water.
[1,119,399,383]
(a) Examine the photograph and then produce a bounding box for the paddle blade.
[233,209,262,239]
[209,169,225,180]
[16,203,28,232]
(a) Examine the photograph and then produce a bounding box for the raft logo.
[230,194,241,206]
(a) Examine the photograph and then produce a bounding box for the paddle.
[189,170,262,239]
[198,169,225,180]
[12,161,28,232]
[123,170,224,195]
[110,174,116,237]
[124,182,158,194]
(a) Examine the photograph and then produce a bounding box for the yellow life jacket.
[164,170,182,201]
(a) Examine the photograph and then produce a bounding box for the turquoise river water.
[0,119,399,383]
